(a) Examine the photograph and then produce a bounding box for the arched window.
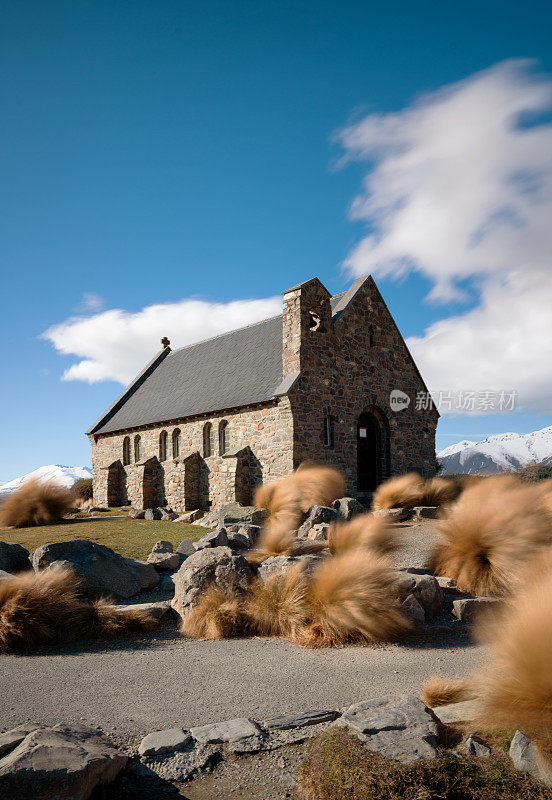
[218,420,229,455]
[203,422,212,457]
[134,434,141,463]
[172,428,181,458]
[122,436,131,466]
[159,430,168,461]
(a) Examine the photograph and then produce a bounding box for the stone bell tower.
[281,277,333,378]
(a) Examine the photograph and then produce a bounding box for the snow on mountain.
[0,465,92,500]
[438,426,552,475]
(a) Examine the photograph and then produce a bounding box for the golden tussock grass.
[371,472,425,512]
[0,479,73,528]
[182,548,410,649]
[327,514,399,557]
[0,568,159,652]
[421,675,475,707]
[428,476,552,597]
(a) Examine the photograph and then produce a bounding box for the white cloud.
[42,296,282,384]
[75,292,106,313]
[338,60,552,413]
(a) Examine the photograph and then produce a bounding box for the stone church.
[87,275,438,511]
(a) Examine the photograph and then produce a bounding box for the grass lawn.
[0,516,208,560]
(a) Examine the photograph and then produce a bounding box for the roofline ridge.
[169,313,284,355]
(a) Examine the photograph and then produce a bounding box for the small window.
[323,416,334,449]
[218,420,229,455]
[203,422,212,457]
[134,435,141,463]
[369,324,375,348]
[159,430,168,461]
[172,428,181,458]
[122,437,131,466]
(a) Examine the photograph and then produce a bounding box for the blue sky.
[1,0,552,481]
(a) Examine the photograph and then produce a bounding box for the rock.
[261,710,338,730]
[128,509,145,519]
[89,506,109,513]
[227,736,265,754]
[436,576,456,590]
[238,524,261,545]
[0,723,127,800]
[136,743,220,782]
[158,574,177,593]
[194,528,229,550]
[199,503,269,529]
[0,724,40,757]
[121,557,160,592]
[113,600,172,621]
[174,509,205,523]
[146,552,181,570]
[509,730,552,785]
[190,718,261,744]
[401,595,425,624]
[431,699,480,724]
[257,554,322,582]
[307,523,330,541]
[298,506,339,537]
[151,540,173,554]
[466,736,490,757]
[413,506,441,519]
[138,728,191,757]
[336,694,438,764]
[176,539,196,557]
[227,531,250,550]
[374,508,413,521]
[0,569,13,581]
[397,573,443,618]
[332,497,366,520]
[158,508,178,521]
[452,597,500,624]
[32,540,160,598]
[171,547,251,616]
[0,542,31,573]
[144,508,163,521]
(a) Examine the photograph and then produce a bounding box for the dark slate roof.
[87,283,362,436]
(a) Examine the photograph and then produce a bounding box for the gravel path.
[0,520,482,747]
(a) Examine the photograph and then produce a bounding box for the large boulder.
[0,723,127,800]
[332,497,366,520]
[257,554,322,582]
[198,503,268,529]
[0,542,31,573]
[32,540,160,598]
[298,506,339,537]
[171,547,252,618]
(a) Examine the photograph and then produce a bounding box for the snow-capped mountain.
[0,465,92,500]
[438,426,552,475]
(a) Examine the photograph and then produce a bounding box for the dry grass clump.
[298,727,551,800]
[180,547,410,649]
[0,568,159,652]
[0,479,73,528]
[420,476,463,507]
[371,472,426,512]
[421,675,475,707]
[474,556,552,738]
[249,463,345,563]
[328,514,400,557]
[428,476,552,597]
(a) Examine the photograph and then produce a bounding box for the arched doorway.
[142,458,156,509]
[357,409,390,492]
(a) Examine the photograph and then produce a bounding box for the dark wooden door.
[357,412,379,491]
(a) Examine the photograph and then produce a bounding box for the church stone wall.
[90,398,294,511]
